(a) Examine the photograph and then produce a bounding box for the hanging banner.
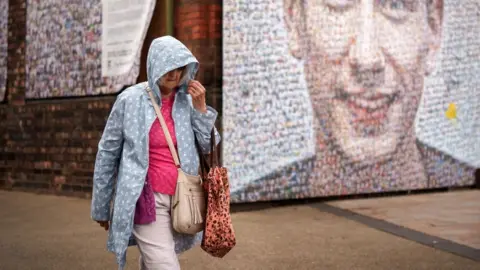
[101,0,155,77]
[25,0,155,99]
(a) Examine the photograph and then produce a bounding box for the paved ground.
[0,190,479,270]
[330,190,480,250]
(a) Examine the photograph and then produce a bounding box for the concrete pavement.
[0,190,478,270]
[329,190,480,250]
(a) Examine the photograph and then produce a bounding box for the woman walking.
[91,36,220,270]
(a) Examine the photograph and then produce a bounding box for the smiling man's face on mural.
[284,0,443,165]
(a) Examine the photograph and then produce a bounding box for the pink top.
[147,93,178,195]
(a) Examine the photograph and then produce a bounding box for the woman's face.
[158,66,186,90]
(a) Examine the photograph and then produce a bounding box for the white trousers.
[133,192,180,270]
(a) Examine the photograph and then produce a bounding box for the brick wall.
[1,99,114,196]
[174,0,223,129]
[0,0,175,197]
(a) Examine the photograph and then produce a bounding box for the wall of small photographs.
[0,1,7,102]
[223,0,480,203]
[25,0,153,99]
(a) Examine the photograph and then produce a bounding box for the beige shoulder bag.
[146,85,206,235]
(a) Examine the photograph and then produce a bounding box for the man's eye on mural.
[323,0,356,11]
[376,0,417,21]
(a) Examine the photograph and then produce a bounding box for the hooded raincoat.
[91,36,220,269]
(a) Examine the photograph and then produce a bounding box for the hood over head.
[146,36,199,99]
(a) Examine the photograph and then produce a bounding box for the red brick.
[1,0,224,197]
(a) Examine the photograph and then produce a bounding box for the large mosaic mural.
[223,0,480,203]
[25,0,155,98]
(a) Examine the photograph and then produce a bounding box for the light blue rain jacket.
[91,36,221,268]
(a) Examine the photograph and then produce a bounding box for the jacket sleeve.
[190,104,221,154]
[91,95,125,221]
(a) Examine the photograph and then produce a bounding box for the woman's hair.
[178,66,189,86]
[157,65,190,87]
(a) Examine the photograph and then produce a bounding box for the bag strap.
[210,129,219,167]
[195,130,219,177]
[145,85,181,167]
[145,84,220,172]
[196,138,210,177]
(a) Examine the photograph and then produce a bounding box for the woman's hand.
[187,80,207,113]
[95,220,110,231]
